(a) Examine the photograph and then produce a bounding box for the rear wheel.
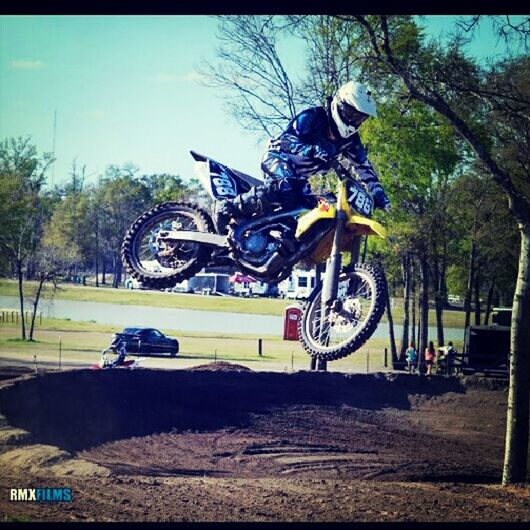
[299,263,387,361]
[121,202,213,290]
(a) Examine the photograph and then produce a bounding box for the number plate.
[347,181,373,217]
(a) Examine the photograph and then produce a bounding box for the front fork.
[318,185,363,347]
[319,184,348,346]
[321,210,346,307]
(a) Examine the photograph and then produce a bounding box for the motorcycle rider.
[214,81,391,234]
[111,341,127,368]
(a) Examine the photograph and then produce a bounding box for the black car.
[111,327,179,357]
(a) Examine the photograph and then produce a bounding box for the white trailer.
[278,269,317,299]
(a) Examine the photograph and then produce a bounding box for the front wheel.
[298,262,387,361]
[121,202,213,290]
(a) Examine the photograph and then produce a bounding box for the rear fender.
[191,151,261,201]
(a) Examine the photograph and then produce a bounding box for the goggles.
[337,101,369,127]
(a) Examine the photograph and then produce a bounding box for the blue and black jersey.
[262,104,381,192]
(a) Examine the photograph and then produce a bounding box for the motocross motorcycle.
[91,348,143,370]
[121,151,388,361]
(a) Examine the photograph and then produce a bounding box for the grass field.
[0,279,292,316]
[0,279,466,328]
[0,315,465,374]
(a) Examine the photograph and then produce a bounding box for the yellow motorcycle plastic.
[295,179,386,264]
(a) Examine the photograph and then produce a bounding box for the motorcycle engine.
[242,232,268,256]
[238,223,297,266]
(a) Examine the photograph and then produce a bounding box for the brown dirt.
[0,364,529,522]
[188,361,253,372]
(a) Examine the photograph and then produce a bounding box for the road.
[0,295,465,340]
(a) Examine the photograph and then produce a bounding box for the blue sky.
[0,15,524,188]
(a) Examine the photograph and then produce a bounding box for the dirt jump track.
[1,363,530,522]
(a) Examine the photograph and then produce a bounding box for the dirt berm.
[1,364,529,522]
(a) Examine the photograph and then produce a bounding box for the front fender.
[346,215,386,238]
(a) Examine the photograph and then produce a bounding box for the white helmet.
[330,81,377,139]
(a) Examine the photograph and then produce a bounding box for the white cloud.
[152,73,178,83]
[75,109,105,121]
[10,60,44,69]
[89,110,105,121]
[180,71,207,83]
[76,110,106,121]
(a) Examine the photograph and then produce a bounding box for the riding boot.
[214,186,273,235]
[213,200,236,235]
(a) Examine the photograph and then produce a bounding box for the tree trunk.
[435,297,444,347]
[484,280,495,326]
[116,253,122,287]
[386,287,398,365]
[419,254,429,375]
[112,252,122,289]
[95,218,99,288]
[433,257,445,347]
[400,254,411,358]
[17,259,26,340]
[411,260,417,346]
[361,235,368,263]
[502,225,530,484]
[102,256,106,285]
[417,299,421,357]
[463,239,477,350]
[112,253,118,288]
[29,277,45,341]
[474,268,481,326]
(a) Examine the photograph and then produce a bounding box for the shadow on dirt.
[409,473,502,484]
[0,368,465,452]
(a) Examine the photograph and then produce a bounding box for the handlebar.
[329,159,351,181]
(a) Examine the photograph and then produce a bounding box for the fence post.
[59,336,62,370]
[258,338,263,357]
[33,355,38,374]
[384,348,388,368]
[366,349,370,373]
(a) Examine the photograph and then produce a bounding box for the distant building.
[278,268,317,299]
[188,272,230,294]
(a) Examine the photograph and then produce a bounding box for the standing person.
[405,340,418,373]
[214,81,391,233]
[442,341,457,375]
[425,340,436,376]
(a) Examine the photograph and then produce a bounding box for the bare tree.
[27,245,67,340]
[199,16,304,137]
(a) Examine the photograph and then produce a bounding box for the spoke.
[306,270,375,351]
[134,212,201,276]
